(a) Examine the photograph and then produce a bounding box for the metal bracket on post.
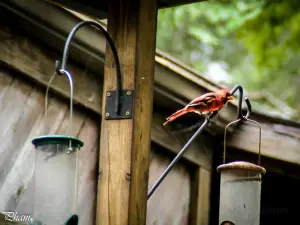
[55,20,133,121]
[105,89,134,120]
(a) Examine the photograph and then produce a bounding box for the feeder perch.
[217,113,266,225]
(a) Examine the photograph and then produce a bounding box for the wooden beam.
[47,0,207,15]
[189,167,211,225]
[96,1,158,225]
[224,148,300,180]
[129,0,158,222]
[226,122,300,166]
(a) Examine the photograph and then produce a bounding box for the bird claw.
[203,114,211,122]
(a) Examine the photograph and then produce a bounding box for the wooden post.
[189,167,212,225]
[96,0,158,225]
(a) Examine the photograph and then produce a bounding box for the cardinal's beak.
[227,96,233,101]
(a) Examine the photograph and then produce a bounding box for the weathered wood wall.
[0,67,98,224]
[0,67,194,224]
[147,148,191,225]
[0,15,213,224]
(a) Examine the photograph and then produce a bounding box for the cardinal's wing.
[187,92,217,108]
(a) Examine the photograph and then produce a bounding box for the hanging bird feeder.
[30,20,124,225]
[30,69,83,225]
[217,108,266,225]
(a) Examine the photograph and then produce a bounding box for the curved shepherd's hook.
[147,85,252,200]
[229,85,251,120]
[55,20,122,114]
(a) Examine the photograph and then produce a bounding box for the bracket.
[105,89,134,120]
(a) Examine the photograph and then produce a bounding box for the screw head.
[107,92,111,97]
[126,91,131,96]
[126,111,130,116]
[105,112,110,117]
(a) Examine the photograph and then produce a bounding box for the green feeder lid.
[65,214,79,225]
[32,135,84,148]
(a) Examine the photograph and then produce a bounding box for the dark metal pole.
[147,118,210,199]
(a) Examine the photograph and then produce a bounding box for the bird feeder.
[217,117,266,225]
[29,20,123,224]
[30,70,83,225]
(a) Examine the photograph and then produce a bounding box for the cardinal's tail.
[163,108,191,126]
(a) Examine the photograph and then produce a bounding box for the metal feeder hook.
[217,98,266,225]
[55,20,133,120]
[222,97,262,166]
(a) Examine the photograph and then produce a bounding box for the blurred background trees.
[156,0,300,119]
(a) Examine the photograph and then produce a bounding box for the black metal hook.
[147,85,252,200]
[229,85,251,120]
[55,20,122,115]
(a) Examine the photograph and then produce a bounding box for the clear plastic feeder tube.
[30,136,83,225]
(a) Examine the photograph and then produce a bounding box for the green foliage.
[156,0,300,119]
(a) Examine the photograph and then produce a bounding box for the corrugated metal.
[0,67,192,224]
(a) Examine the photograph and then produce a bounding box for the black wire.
[57,20,122,114]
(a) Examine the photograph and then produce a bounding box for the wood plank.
[189,167,211,225]
[0,94,68,212]
[147,148,191,225]
[0,28,212,169]
[12,97,68,215]
[0,78,34,193]
[128,0,158,223]
[0,88,42,211]
[227,122,300,166]
[76,116,99,225]
[97,0,158,224]
[48,0,207,14]
[0,67,14,105]
[0,34,103,114]
[224,148,300,181]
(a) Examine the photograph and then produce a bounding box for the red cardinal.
[163,88,233,126]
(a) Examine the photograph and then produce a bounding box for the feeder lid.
[217,161,266,174]
[32,135,84,148]
[65,214,79,225]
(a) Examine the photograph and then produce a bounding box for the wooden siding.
[147,148,191,225]
[0,67,193,224]
[0,67,98,224]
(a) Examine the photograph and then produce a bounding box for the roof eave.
[46,0,207,19]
